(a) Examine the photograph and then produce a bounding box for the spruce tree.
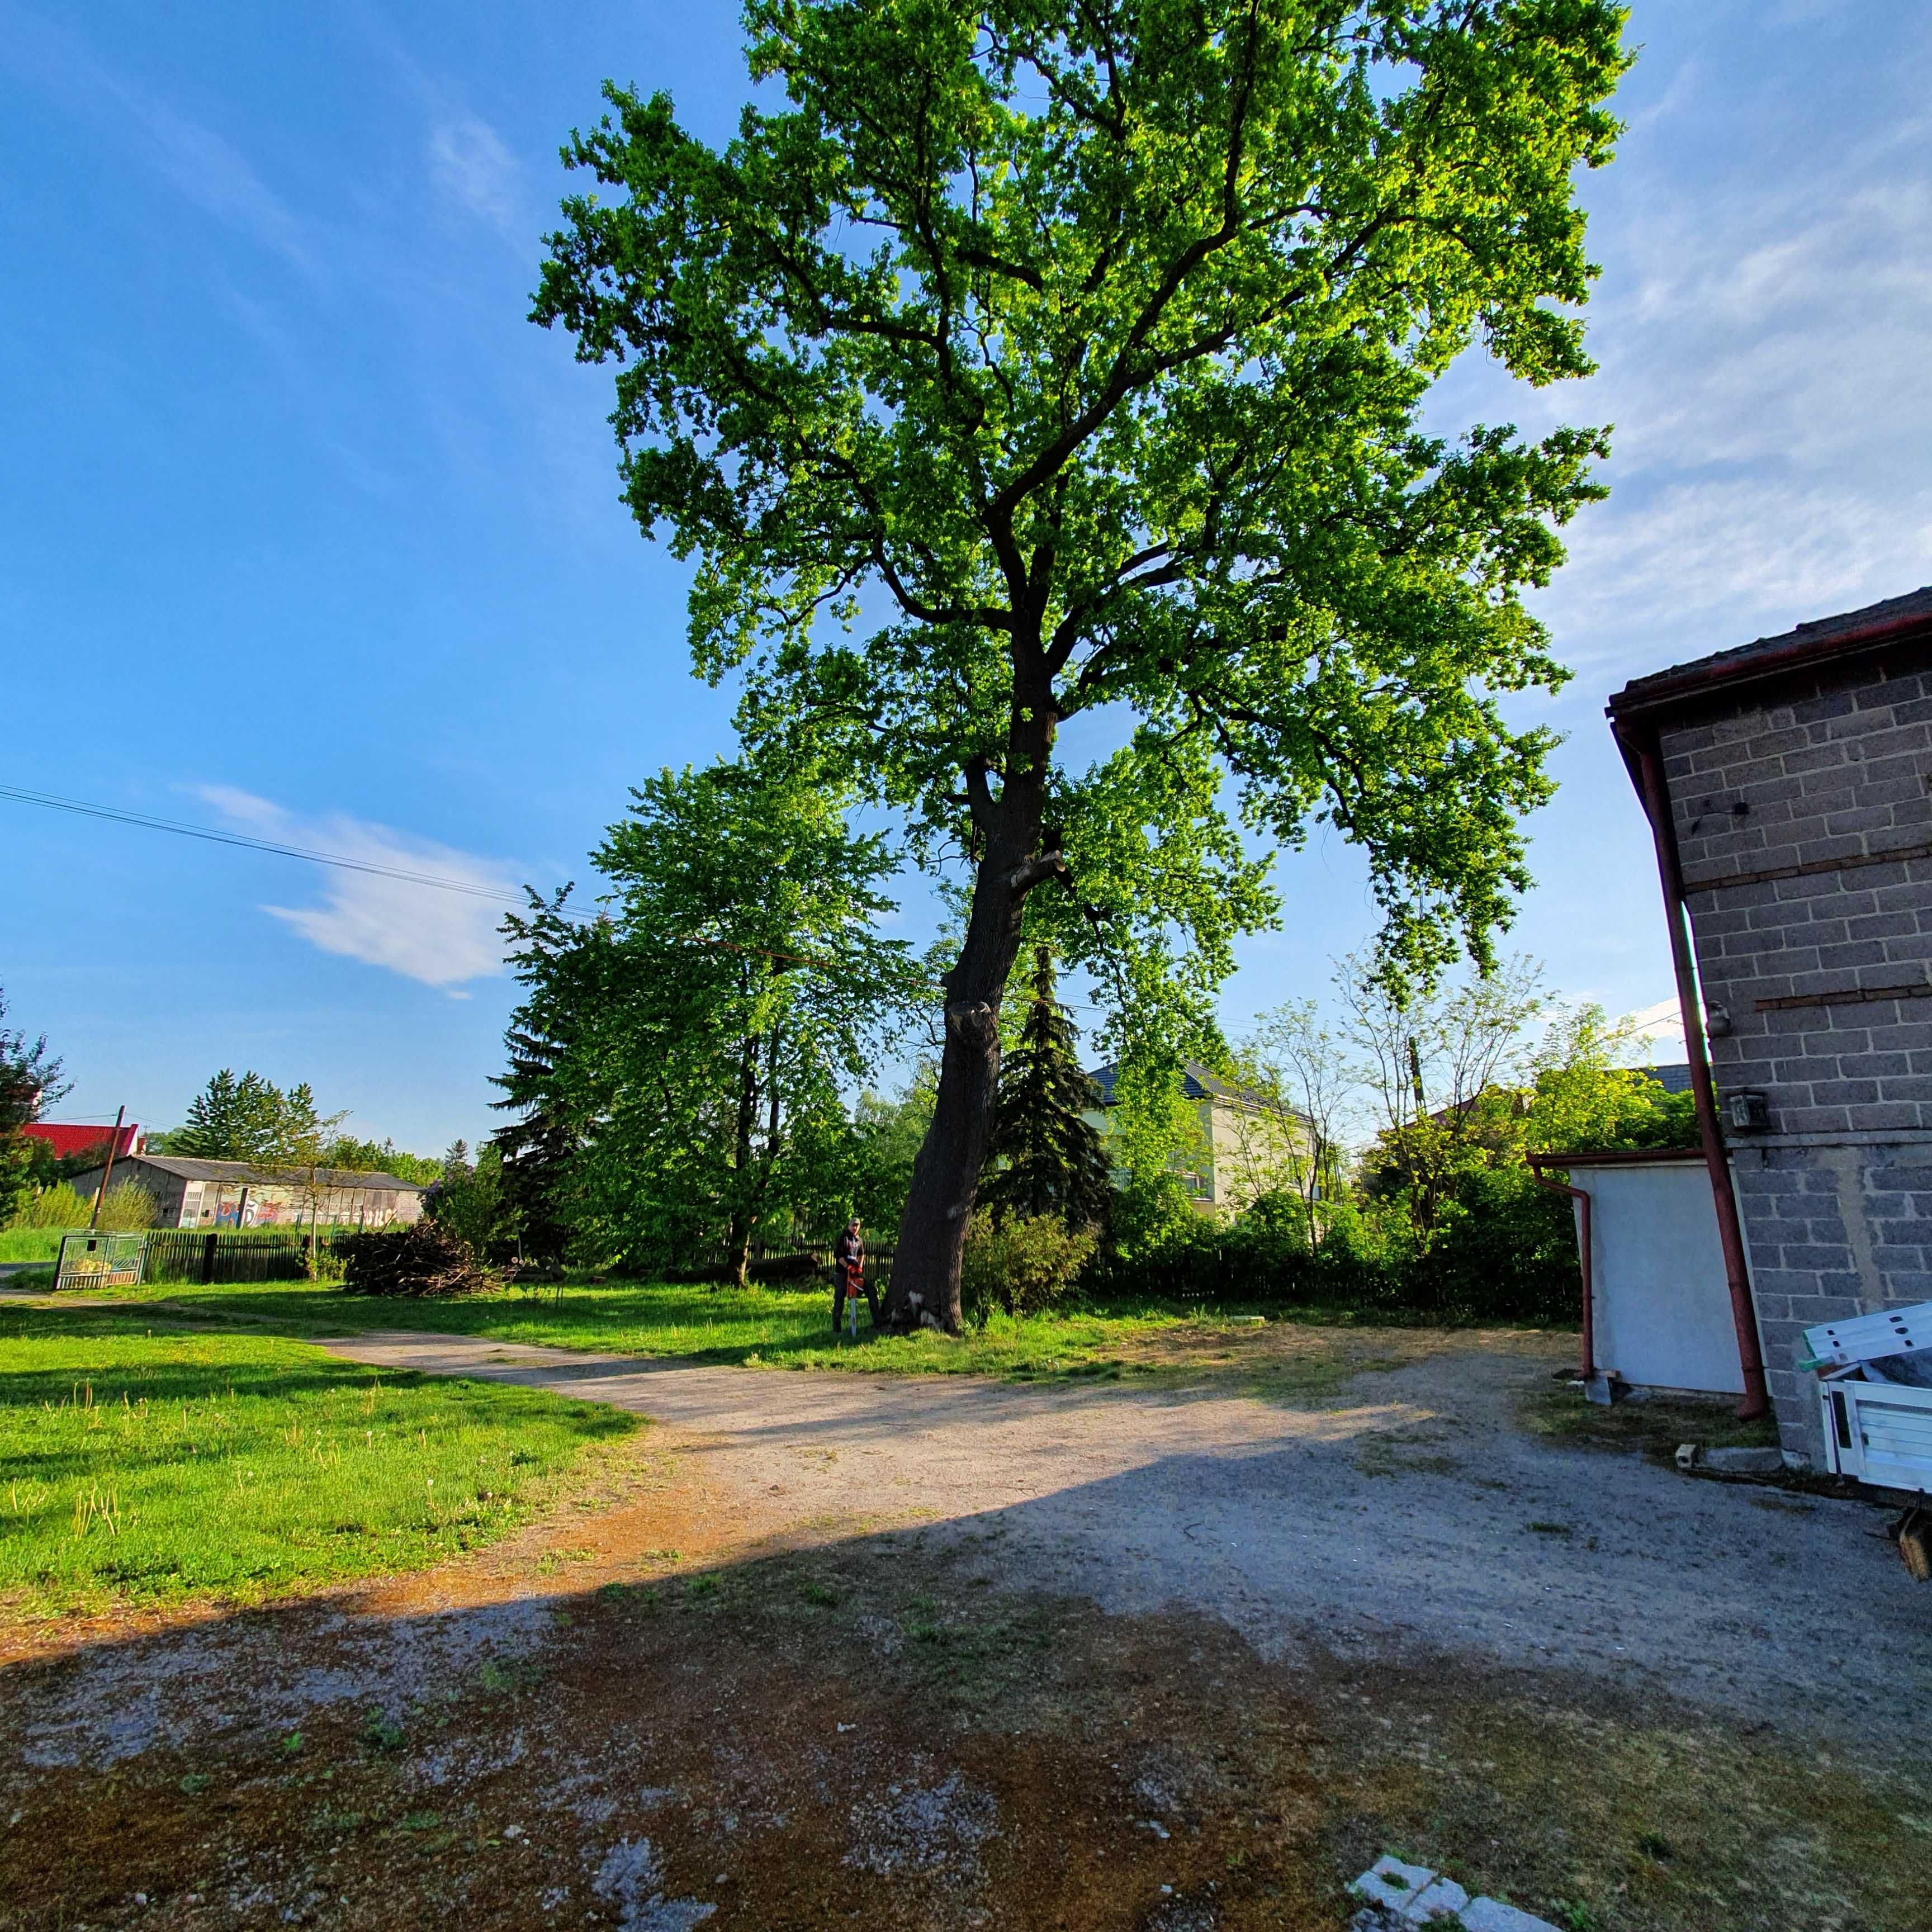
[177,1070,285,1160]
[981,948,1112,1231]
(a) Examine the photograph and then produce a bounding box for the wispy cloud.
[192,786,521,991]
[428,111,522,231]
[1,6,315,277]
[1436,71,1932,681]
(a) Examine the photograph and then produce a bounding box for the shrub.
[7,1183,93,1230]
[336,1219,496,1298]
[960,1212,1095,1322]
[96,1181,160,1232]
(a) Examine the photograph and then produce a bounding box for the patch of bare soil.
[3,1426,1928,1932]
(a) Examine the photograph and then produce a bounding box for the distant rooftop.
[1638,1062,1693,1095]
[71,1153,425,1192]
[1085,1060,1270,1109]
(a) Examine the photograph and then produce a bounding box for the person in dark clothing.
[832,1218,877,1334]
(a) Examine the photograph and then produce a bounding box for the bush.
[5,1180,158,1232]
[96,1181,160,1232]
[960,1213,1095,1322]
[7,1183,93,1229]
[335,1219,496,1298]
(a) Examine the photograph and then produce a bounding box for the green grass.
[0,1305,636,1616]
[0,1228,69,1263]
[43,1274,1445,1384]
[1521,1385,1781,1460]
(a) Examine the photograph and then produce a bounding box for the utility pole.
[88,1105,126,1231]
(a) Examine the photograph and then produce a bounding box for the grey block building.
[1607,586,1932,1464]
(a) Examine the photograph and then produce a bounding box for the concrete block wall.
[1658,659,1932,1458]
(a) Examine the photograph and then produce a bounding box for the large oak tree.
[535,0,1629,1329]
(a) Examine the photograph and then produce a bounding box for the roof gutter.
[1612,717,1771,1420]
[1608,606,1932,723]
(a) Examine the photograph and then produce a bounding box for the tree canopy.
[536,0,1630,1323]
[497,759,924,1279]
[168,1070,343,1168]
[0,985,68,1224]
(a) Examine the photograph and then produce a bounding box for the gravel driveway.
[317,1329,1927,1740]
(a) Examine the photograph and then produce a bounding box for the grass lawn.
[0,1304,637,1618]
[0,1228,68,1263]
[49,1275,1507,1390]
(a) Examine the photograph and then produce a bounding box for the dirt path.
[310,1328,1924,1736]
[8,1330,1929,1931]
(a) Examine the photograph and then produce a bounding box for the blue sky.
[3,1,1928,1156]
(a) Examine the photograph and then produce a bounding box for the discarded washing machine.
[1803,1300,1932,1579]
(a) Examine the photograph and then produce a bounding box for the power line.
[1,782,1112,1015]
[0,786,531,905]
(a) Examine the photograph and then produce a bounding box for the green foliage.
[169,1070,346,1168]
[94,1181,160,1232]
[427,1141,519,1262]
[497,759,924,1278]
[0,1308,630,1613]
[534,0,1630,1195]
[842,1064,939,1237]
[981,948,1111,1229]
[7,1183,93,1230]
[320,1135,443,1186]
[0,984,68,1226]
[960,1210,1096,1322]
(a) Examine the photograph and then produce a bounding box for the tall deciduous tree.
[980,946,1111,1228]
[535,0,1629,1327]
[499,760,921,1282]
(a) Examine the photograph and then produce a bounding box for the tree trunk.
[888,706,1056,1332]
[726,1034,759,1289]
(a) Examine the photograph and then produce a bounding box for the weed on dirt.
[1521,1384,1781,1462]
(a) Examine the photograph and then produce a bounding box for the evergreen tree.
[176,1069,285,1161]
[491,1015,581,1267]
[981,948,1112,1231]
[173,1070,343,1167]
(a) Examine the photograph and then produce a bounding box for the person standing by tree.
[832,1216,874,1336]
[537,0,1631,1330]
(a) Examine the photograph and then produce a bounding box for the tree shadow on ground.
[2,1475,1926,1932]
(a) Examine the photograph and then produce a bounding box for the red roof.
[20,1122,142,1161]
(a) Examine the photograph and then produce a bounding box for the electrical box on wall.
[1725,1088,1770,1131]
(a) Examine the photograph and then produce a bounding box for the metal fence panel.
[54,1232,148,1291]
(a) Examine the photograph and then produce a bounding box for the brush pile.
[336,1219,496,1298]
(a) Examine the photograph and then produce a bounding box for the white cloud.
[192,785,522,989]
[1625,996,1688,1064]
[428,112,520,230]
[1432,70,1932,688]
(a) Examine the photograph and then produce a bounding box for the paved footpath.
[320,1329,1930,1740]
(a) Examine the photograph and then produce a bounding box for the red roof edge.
[20,1123,142,1161]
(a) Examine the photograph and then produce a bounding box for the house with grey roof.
[67,1153,427,1230]
[1085,1060,1311,1214]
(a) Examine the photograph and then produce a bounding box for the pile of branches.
[337,1219,497,1298]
